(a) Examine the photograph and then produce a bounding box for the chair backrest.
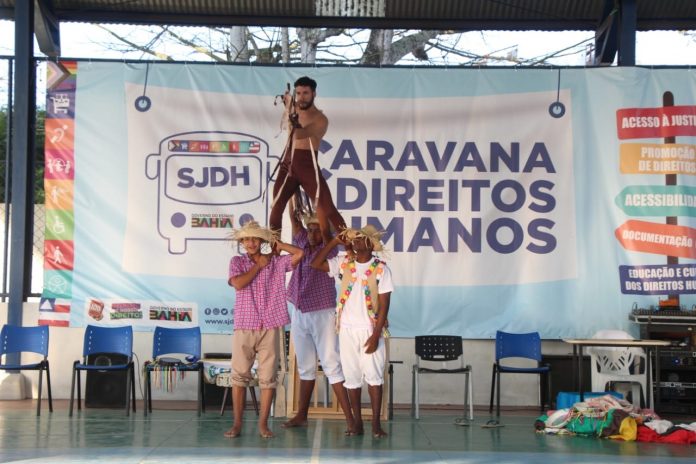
[1,325,49,358]
[415,335,463,361]
[589,329,644,374]
[495,331,542,362]
[152,326,201,359]
[83,325,133,359]
[592,329,634,340]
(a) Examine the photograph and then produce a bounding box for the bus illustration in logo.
[145,131,273,254]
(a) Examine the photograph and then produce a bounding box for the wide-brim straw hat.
[229,220,277,245]
[341,224,384,252]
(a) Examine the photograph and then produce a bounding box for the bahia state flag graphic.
[38,297,71,327]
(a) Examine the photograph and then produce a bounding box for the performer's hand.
[257,254,270,269]
[289,112,301,128]
[364,333,380,354]
[336,229,350,245]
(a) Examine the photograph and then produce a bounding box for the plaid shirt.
[287,228,338,313]
[229,253,293,330]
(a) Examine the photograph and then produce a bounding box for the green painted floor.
[0,402,694,463]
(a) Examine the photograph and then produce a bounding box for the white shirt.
[328,254,394,330]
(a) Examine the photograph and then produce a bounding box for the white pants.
[338,327,385,389]
[291,307,344,384]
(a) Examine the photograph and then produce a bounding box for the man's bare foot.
[372,426,388,438]
[224,426,242,438]
[344,421,359,436]
[259,427,275,438]
[353,420,364,435]
[281,416,308,428]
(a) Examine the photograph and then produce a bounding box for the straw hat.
[302,213,320,227]
[341,224,384,252]
[229,220,277,245]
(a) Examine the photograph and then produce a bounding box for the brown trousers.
[269,148,345,233]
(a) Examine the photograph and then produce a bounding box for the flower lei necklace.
[337,257,384,321]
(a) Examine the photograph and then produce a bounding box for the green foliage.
[0,107,45,204]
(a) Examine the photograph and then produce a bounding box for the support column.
[8,0,37,331]
[617,0,637,66]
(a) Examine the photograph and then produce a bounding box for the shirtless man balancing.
[269,76,346,243]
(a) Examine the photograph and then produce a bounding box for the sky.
[0,21,694,65]
[0,22,695,104]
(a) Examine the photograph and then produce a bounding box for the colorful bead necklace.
[337,257,384,322]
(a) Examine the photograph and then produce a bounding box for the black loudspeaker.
[85,353,129,408]
[541,354,591,408]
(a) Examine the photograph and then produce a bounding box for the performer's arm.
[364,292,391,354]
[288,201,303,237]
[310,236,342,273]
[275,240,304,267]
[229,256,269,290]
[292,113,328,142]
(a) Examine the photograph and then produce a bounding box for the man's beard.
[297,96,314,110]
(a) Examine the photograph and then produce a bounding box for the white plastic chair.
[587,329,647,408]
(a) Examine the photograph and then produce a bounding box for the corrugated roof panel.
[48,0,314,16]
[386,0,602,21]
[1,0,695,30]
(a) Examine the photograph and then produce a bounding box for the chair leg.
[37,368,44,417]
[414,370,420,420]
[495,370,501,418]
[199,368,206,413]
[219,388,229,416]
[389,363,395,421]
[131,365,137,413]
[249,386,259,416]
[538,373,544,413]
[468,371,474,421]
[197,368,203,416]
[633,383,643,409]
[489,364,496,413]
[144,369,150,417]
[45,362,53,413]
[463,372,471,421]
[462,371,467,420]
[77,369,82,411]
[69,365,77,417]
[147,369,153,413]
[125,364,132,416]
[411,366,415,417]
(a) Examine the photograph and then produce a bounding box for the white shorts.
[338,327,385,389]
[291,307,344,384]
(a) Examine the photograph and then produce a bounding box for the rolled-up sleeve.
[229,256,244,280]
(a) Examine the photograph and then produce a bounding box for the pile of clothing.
[535,394,696,444]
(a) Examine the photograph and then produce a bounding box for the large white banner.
[123,84,576,287]
[40,63,696,337]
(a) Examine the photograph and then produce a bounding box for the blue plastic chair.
[0,325,52,416]
[489,331,551,420]
[144,327,205,416]
[69,325,136,417]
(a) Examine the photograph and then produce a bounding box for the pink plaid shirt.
[287,229,338,313]
[229,253,293,330]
